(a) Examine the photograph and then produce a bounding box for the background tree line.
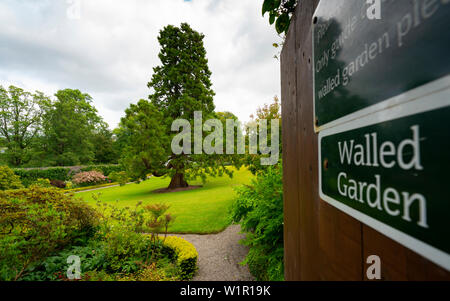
[0,86,119,168]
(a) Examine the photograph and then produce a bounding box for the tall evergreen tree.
[121,23,237,189]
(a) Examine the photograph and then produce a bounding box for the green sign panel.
[313,0,450,130]
[319,89,450,271]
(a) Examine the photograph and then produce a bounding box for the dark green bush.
[12,165,123,187]
[13,168,70,187]
[109,171,130,186]
[21,240,108,281]
[104,227,151,273]
[230,163,284,281]
[0,187,100,281]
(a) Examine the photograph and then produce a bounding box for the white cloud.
[0,0,281,128]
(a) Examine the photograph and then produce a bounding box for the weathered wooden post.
[281,0,450,280]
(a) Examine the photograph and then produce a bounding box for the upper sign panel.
[313,0,450,131]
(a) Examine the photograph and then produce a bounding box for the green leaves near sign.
[262,0,298,35]
[262,0,280,17]
[275,13,290,34]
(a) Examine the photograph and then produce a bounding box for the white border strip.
[319,81,450,271]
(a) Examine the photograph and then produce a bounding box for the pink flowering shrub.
[72,171,106,187]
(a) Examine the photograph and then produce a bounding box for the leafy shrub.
[21,240,108,281]
[0,165,23,190]
[13,168,70,187]
[65,181,73,189]
[160,236,198,280]
[50,179,66,189]
[82,270,116,281]
[126,261,179,281]
[104,227,151,273]
[31,178,52,188]
[93,197,184,279]
[72,171,106,187]
[109,171,130,186]
[93,198,164,272]
[229,163,284,281]
[0,187,100,280]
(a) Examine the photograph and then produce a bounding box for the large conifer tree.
[123,23,235,189]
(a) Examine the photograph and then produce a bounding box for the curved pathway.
[174,225,254,281]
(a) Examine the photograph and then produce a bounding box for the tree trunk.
[168,172,188,189]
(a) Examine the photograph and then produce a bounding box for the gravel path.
[174,225,255,281]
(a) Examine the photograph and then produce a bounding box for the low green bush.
[0,187,100,281]
[12,165,123,187]
[160,236,198,280]
[0,166,23,190]
[31,178,52,188]
[13,168,70,187]
[229,163,284,281]
[109,171,130,186]
[104,228,151,274]
[21,240,108,281]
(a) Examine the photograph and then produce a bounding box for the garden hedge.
[160,236,198,280]
[13,165,124,187]
[13,168,71,187]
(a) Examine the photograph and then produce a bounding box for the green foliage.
[230,164,284,281]
[115,22,235,189]
[94,197,176,272]
[91,128,120,164]
[149,23,215,121]
[104,227,151,273]
[21,240,108,281]
[1,183,196,281]
[129,260,180,281]
[43,89,105,166]
[0,85,51,167]
[0,85,118,168]
[0,187,100,280]
[31,178,52,188]
[12,165,122,187]
[109,171,130,186]
[0,165,23,190]
[244,96,282,175]
[262,0,298,34]
[118,99,169,182]
[160,236,198,280]
[13,167,70,187]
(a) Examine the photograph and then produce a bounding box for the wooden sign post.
[281,0,450,280]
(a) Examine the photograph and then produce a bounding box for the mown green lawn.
[76,167,254,234]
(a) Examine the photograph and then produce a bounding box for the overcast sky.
[0,0,281,129]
